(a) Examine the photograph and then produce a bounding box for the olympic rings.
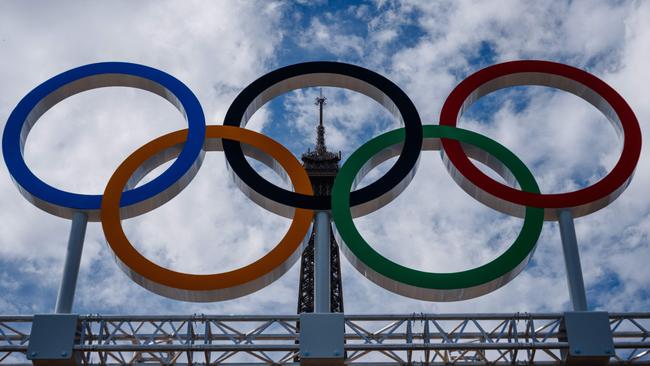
[331,125,544,301]
[2,62,206,221]
[101,126,313,302]
[3,60,641,303]
[223,61,423,213]
[440,60,642,220]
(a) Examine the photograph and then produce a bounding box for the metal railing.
[1,312,649,365]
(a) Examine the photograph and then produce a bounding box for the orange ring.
[101,126,314,302]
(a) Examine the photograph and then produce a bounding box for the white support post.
[558,209,588,311]
[314,211,331,313]
[55,211,88,314]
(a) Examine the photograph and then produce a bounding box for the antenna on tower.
[314,88,327,154]
[315,88,327,127]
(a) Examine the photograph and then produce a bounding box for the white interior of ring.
[442,143,528,218]
[459,72,624,144]
[118,136,294,220]
[454,143,518,188]
[20,74,185,154]
[238,73,404,131]
[346,142,417,218]
[348,137,517,219]
[211,138,298,219]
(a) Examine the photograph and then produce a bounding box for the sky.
[0,0,649,317]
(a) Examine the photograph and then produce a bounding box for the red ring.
[440,60,641,218]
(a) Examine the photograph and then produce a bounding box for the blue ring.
[2,62,206,218]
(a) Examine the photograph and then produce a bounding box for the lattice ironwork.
[297,225,345,314]
[0,316,30,364]
[2,313,649,365]
[296,237,315,313]
[329,228,344,313]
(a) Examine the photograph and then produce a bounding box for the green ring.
[331,125,544,301]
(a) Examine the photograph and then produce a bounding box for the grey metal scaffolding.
[1,313,649,365]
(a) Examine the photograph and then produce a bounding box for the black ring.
[223,61,423,210]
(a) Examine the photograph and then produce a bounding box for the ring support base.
[299,313,344,365]
[560,311,614,365]
[26,314,81,366]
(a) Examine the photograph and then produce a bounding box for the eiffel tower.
[296,90,344,313]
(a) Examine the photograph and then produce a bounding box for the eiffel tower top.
[301,89,341,170]
[297,89,345,315]
[300,89,341,196]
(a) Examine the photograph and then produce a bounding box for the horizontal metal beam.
[1,312,649,365]
[4,312,648,321]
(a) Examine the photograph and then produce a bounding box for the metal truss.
[297,225,345,314]
[1,313,649,365]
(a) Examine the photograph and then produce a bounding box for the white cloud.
[298,17,365,57]
[277,87,397,157]
[290,0,650,314]
[0,0,649,320]
[0,0,289,314]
